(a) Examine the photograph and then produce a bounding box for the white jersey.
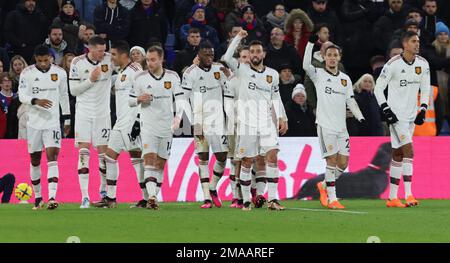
[113,62,142,131]
[303,42,355,133]
[375,54,430,122]
[181,63,228,134]
[130,69,185,137]
[18,64,70,130]
[69,53,113,118]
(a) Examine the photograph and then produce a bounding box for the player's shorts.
[75,114,111,147]
[236,124,279,159]
[317,125,350,159]
[390,121,414,149]
[108,129,141,154]
[194,134,229,154]
[141,133,173,160]
[26,125,61,153]
[227,134,240,160]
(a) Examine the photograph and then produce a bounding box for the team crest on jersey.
[214,72,220,80]
[266,75,273,84]
[101,64,109,72]
[121,74,127,82]
[415,67,421,75]
[51,74,58,81]
[164,81,172,89]
[328,145,334,151]
[341,79,347,87]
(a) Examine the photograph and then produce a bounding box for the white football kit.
[375,54,430,149]
[69,53,113,147]
[18,64,70,153]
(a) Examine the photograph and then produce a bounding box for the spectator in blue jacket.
[180,4,219,50]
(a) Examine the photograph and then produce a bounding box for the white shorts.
[141,133,173,160]
[227,134,238,159]
[75,114,111,147]
[108,129,142,154]
[27,126,61,153]
[317,125,350,159]
[194,134,229,154]
[236,124,279,158]
[390,121,414,149]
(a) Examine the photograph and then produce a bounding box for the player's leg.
[240,156,255,211]
[75,115,93,208]
[147,136,172,209]
[27,126,44,210]
[130,150,147,208]
[265,149,285,211]
[386,123,407,208]
[316,125,338,207]
[194,136,213,208]
[143,152,159,210]
[93,116,112,199]
[45,146,60,210]
[209,151,227,208]
[229,158,240,208]
[250,162,257,202]
[253,155,267,208]
[236,129,258,211]
[155,156,166,196]
[93,147,119,208]
[401,143,418,206]
[234,159,244,208]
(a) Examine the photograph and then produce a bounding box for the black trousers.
[0,173,15,203]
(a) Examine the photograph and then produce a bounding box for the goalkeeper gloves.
[380,103,398,124]
[414,104,427,125]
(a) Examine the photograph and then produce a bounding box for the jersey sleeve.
[129,75,141,107]
[346,78,364,121]
[172,74,191,121]
[302,42,318,83]
[69,61,93,96]
[374,63,393,106]
[18,72,33,105]
[59,71,71,119]
[221,35,242,73]
[271,73,285,120]
[419,62,431,106]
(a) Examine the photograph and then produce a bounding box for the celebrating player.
[69,36,113,209]
[182,41,230,209]
[92,41,143,209]
[374,31,430,208]
[18,45,70,210]
[223,30,288,211]
[303,34,365,210]
[130,45,187,210]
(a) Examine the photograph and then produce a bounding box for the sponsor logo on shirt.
[400,80,407,87]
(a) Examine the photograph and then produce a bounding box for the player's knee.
[215,152,227,163]
[266,150,278,164]
[78,168,89,174]
[326,155,337,166]
[241,158,253,168]
[255,155,265,169]
[198,152,209,161]
[30,159,41,167]
[392,149,403,161]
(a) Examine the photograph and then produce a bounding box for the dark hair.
[314,23,329,33]
[111,40,130,55]
[88,36,106,46]
[147,45,164,58]
[48,24,63,34]
[401,31,419,43]
[85,23,96,32]
[199,40,213,50]
[188,27,201,35]
[407,7,422,15]
[226,23,242,34]
[248,40,265,50]
[324,44,342,54]
[34,45,51,57]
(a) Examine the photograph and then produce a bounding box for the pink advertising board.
[1,137,450,203]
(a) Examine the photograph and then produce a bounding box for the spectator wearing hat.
[432,22,450,124]
[93,0,130,47]
[4,0,49,63]
[130,46,147,69]
[174,28,202,77]
[278,63,301,106]
[0,73,19,139]
[285,84,316,137]
[43,24,69,65]
[265,27,302,76]
[128,0,168,49]
[52,0,84,54]
[239,5,266,43]
[284,9,314,63]
[180,4,219,49]
[262,3,287,34]
[308,0,343,46]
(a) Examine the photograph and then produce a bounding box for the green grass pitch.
[1,200,450,243]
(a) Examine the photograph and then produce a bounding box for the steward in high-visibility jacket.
[414,86,439,136]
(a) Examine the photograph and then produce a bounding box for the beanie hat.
[292,84,307,100]
[436,22,450,36]
[130,46,146,57]
[61,0,75,8]
[241,5,255,17]
[404,18,419,29]
[191,4,206,16]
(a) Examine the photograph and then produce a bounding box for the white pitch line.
[287,207,368,215]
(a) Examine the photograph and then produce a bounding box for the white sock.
[325,165,337,202]
[255,170,266,196]
[105,155,118,199]
[251,167,257,193]
[144,165,159,198]
[229,160,238,199]
[78,148,90,200]
[266,163,279,201]
[210,160,226,191]
[30,164,41,199]
[47,161,59,200]
[132,158,148,200]
[239,166,252,203]
[98,153,107,193]
[335,167,344,181]
[403,158,413,198]
[199,160,211,200]
[389,160,403,200]
[156,169,164,196]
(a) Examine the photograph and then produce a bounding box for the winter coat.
[44,38,68,65]
[180,21,220,50]
[285,100,317,137]
[263,11,287,33]
[265,41,302,74]
[373,9,406,54]
[354,90,384,136]
[284,9,314,62]
[307,6,343,45]
[52,11,83,54]
[173,44,199,77]
[93,2,130,43]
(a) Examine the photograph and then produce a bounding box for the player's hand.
[308,33,319,44]
[193,55,200,66]
[35,99,53,109]
[220,67,231,78]
[171,116,182,133]
[63,125,71,137]
[238,29,248,39]
[414,104,427,125]
[279,120,288,136]
[381,103,398,124]
[130,119,141,140]
[138,93,152,105]
[90,67,102,82]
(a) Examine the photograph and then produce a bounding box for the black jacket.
[354,90,384,136]
[173,44,199,77]
[373,8,406,54]
[94,2,130,43]
[307,7,343,46]
[265,41,302,74]
[285,100,317,137]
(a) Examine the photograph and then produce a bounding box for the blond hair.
[9,55,28,79]
[353,74,375,93]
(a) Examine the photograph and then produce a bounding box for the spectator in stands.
[265,27,302,75]
[308,0,342,46]
[315,23,330,45]
[224,0,248,34]
[0,61,3,74]
[278,63,301,106]
[352,74,383,136]
[0,173,15,203]
[238,5,266,43]
[44,25,68,65]
[216,24,242,60]
[370,55,386,79]
[130,46,147,69]
[120,0,138,10]
[4,0,48,63]
[0,48,10,71]
[52,0,83,54]
[75,23,96,55]
[8,55,27,93]
[60,52,76,138]
[0,73,19,139]
[263,4,287,34]
[248,0,282,18]
[180,4,219,49]
[422,0,441,36]
[93,0,130,46]
[174,28,202,76]
[128,0,168,49]
[285,84,316,137]
[373,0,406,55]
[433,22,450,124]
[284,8,313,63]
[36,0,60,22]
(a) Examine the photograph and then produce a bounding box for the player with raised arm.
[18,45,70,210]
[92,41,143,209]
[130,45,187,210]
[223,30,288,211]
[182,41,230,209]
[69,36,113,209]
[303,33,365,210]
[374,31,430,208]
